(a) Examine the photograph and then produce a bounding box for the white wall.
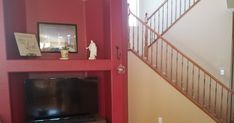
[139,0,165,19]
[227,0,234,9]
[164,0,233,86]
[128,52,216,123]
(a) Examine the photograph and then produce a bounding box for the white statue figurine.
[86,40,97,60]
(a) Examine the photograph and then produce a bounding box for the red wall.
[103,0,111,59]
[9,73,28,123]
[24,0,109,60]
[4,0,109,60]
[0,0,128,123]
[25,0,87,59]
[3,0,26,59]
[85,0,106,59]
[2,0,112,122]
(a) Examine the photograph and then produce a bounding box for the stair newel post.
[144,13,149,59]
[127,3,131,49]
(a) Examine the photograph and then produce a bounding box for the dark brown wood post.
[144,13,149,59]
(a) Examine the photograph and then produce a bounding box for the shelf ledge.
[3,59,112,72]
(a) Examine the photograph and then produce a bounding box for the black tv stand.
[26,115,106,123]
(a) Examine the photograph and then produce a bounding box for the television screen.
[24,78,98,121]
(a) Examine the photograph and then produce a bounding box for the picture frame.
[38,22,78,53]
[14,32,42,56]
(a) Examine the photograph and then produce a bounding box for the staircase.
[128,2,234,123]
[145,0,200,47]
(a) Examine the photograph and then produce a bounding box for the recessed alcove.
[3,0,111,60]
[0,0,128,122]
[9,71,111,123]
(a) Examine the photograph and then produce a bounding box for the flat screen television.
[24,78,98,121]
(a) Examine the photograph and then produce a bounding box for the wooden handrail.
[148,0,201,47]
[130,10,233,94]
[145,0,201,48]
[129,10,161,36]
[129,49,223,122]
[129,10,234,122]
[147,0,168,20]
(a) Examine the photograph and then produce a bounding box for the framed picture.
[38,22,78,53]
[14,32,42,56]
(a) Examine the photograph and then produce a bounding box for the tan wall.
[164,0,233,86]
[128,52,215,123]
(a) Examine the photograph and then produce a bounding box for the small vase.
[60,50,69,60]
